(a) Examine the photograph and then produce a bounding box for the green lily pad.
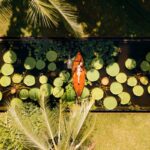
[40,83,53,97]
[125,58,136,70]
[0,76,11,87]
[3,50,17,64]
[118,92,131,105]
[106,62,120,77]
[133,85,144,97]
[127,76,137,87]
[12,73,23,84]
[53,77,64,87]
[24,57,36,70]
[103,96,117,110]
[11,98,23,107]
[148,86,150,94]
[29,88,40,101]
[23,75,35,86]
[39,75,48,84]
[46,50,57,62]
[48,62,57,71]
[0,91,3,101]
[140,61,150,72]
[86,69,100,82]
[140,76,149,85]
[36,60,46,70]
[53,87,64,98]
[19,89,29,100]
[115,72,127,83]
[101,77,109,86]
[91,87,104,100]
[59,71,70,82]
[146,52,150,62]
[65,84,76,101]
[81,87,90,98]
[110,82,123,95]
[91,58,104,70]
[1,63,14,75]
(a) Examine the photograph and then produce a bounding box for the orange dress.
[72,52,86,97]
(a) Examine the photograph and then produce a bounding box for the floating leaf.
[140,60,150,72]
[127,76,137,87]
[125,58,136,70]
[46,50,57,62]
[11,98,23,107]
[53,77,64,87]
[39,75,48,84]
[103,96,117,110]
[36,60,46,70]
[110,82,123,95]
[101,77,109,86]
[12,73,23,84]
[146,52,150,62]
[40,83,53,97]
[53,87,64,98]
[86,69,100,82]
[24,57,36,70]
[140,76,149,85]
[65,84,76,101]
[133,85,144,97]
[0,91,3,101]
[23,75,35,86]
[91,58,104,70]
[19,89,29,100]
[91,87,104,100]
[148,86,150,94]
[48,62,57,71]
[115,72,127,83]
[118,92,131,105]
[1,63,14,75]
[29,88,40,101]
[0,76,11,87]
[3,50,17,64]
[59,71,70,82]
[106,62,120,77]
[81,87,90,98]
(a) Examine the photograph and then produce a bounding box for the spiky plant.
[0,0,85,37]
[6,96,96,150]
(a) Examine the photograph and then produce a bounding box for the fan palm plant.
[0,0,85,37]
[6,96,96,150]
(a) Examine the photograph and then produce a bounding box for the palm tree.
[0,0,85,37]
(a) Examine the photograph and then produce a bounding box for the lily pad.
[86,69,100,82]
[133,85,144,97]
[65,84,76,101]
[118,92,131,105]
[1,63,14,75]
[140,61,150,72]
[0,76,11,87]
[146,52,150,62]
[81,87,90,98]
[36,60,46,70]
[110,82,123,95]
[103,96,117,110]
[12,73,23,84]
[140,76,149,85]
[148,86,150,94]
[23,75,35,86]
[116,72,127,83]
[53,87,64,98]
[39,75,48,84]
[40,83,53,97]
[91,87,104,100]
[0,91,3,101]
[101,77,109,86]
[11,98,23,107]
[127,76,137,87]
[29,88,40,101]
[106,62,120,77]
[3,50,17,64]
[53,77,64,87]
[24,57,36,70]
[46,50,57,62]
[125,58,136,70]
[48,62,57,71]
[59,71,70,82]
[19,89,29,100]
[91,58,104,70]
